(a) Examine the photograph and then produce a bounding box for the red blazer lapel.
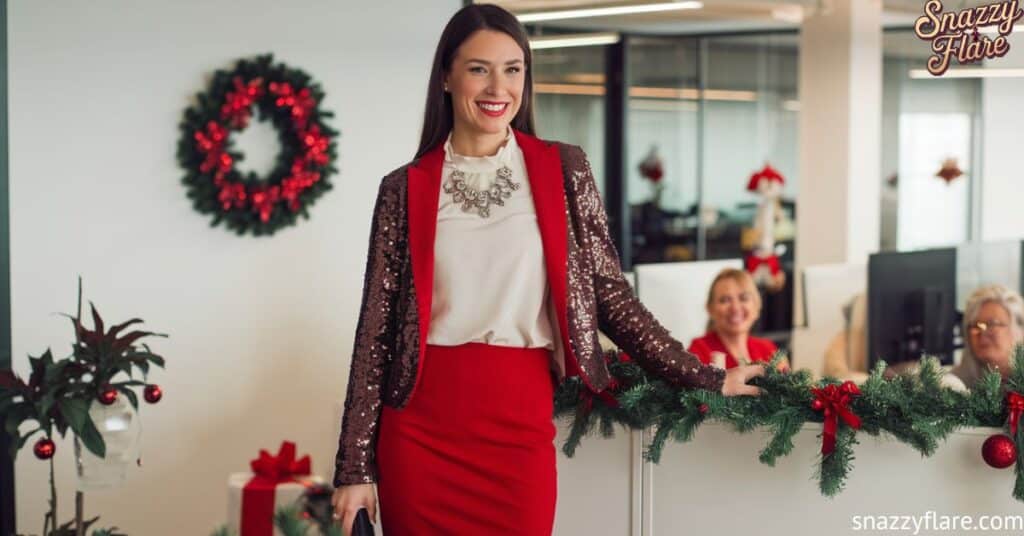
[514,130,582,378]
[407,144,444,368]
[406,131,582,384]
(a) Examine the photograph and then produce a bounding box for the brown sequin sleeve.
[333,173,404,487]
[563,144,726,393]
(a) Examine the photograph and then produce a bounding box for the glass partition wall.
[534,32,799,269]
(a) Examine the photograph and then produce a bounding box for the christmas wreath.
[177,55,337,236]
[555,347,1024,501]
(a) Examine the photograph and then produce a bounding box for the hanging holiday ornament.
[982,434,1017,469]
[935,158,964,184]
[97,386,118,406]
[34,437,56,460]
[144,384,163,404]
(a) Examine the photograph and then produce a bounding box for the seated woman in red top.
[688,268,788,371]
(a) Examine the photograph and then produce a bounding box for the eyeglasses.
[967,320,1010,335]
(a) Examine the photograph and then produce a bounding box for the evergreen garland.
[554,346,1024,500]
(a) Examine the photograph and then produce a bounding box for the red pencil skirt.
[375,342,558,535]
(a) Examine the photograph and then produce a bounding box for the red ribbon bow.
[745,253,781,276]
[810,381,862,455]
[241,441,312,536]
[1007,391,1024,436]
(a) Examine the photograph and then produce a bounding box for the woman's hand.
[721,364,766,396]
[332,483,377,534]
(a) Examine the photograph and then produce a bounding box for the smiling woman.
[687,268,789,371]
[329,3,766,535]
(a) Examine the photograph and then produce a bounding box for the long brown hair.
[415,4,537,159]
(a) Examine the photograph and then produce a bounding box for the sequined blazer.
[333,130,725,487]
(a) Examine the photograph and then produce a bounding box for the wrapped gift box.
[227,441,325,536]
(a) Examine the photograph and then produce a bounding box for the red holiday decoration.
[745,253,782,277]
[221,76,265,129]
[1006,391,1024,435]
[638,147,664,183]
[97,386,118,406]
[936,158,964,184]
[179,55,337,236]
[982,434,1017,469]
[241,441,314,536]
[698,404,709,415]
[144,384,163,404]
[33,438,56,460]
[747,163,785,192]
[810,381,862,455]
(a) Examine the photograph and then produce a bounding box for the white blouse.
[425,128,556,350]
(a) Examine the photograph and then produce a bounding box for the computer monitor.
[868,248,957,368]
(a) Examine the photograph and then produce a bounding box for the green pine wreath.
[177,54,337,236]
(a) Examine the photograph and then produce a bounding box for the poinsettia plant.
[0,277,167,536]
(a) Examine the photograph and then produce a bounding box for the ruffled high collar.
[443,127,516,168]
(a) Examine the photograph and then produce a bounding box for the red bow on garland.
[1007,391,1024,436]
[810,381,862,455]
[578,352,635,414]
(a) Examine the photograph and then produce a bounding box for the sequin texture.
[333,141,725,487]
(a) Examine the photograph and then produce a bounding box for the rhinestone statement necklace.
[442,165,521,218]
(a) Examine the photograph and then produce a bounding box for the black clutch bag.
[350,507,375,536]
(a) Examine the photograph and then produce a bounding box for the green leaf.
[126,349,165,369]
[4,403,33,435]
[77,414,107,458]
[0,370,27,391]
[58,397,90,433]
[89,301,105,339]
[38,391,57,421]
[107,318,144,339]
[57,397,105,460]
[116,385,139,410]
[15,427,42,452]
[44,358,71,385]
[112,330,167,354]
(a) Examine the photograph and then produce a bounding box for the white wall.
[8,1,458,534]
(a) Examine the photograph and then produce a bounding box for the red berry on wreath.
[698,404,709,415]
[97,386,118,405]
[144,384,163,404]
[34,438,56,460]
[982,434,1018,469]
[811,399,824,411]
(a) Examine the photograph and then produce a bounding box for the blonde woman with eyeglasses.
[945,284,1024,391]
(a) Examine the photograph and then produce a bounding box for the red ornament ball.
[698,404,709,415]
[811,399,824,411]
[144,384,163,404]
[982,434,1018,469]
[97,386,118,406]
[33,438,56,460]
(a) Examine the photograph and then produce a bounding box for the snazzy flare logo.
[914,0,1023,76]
